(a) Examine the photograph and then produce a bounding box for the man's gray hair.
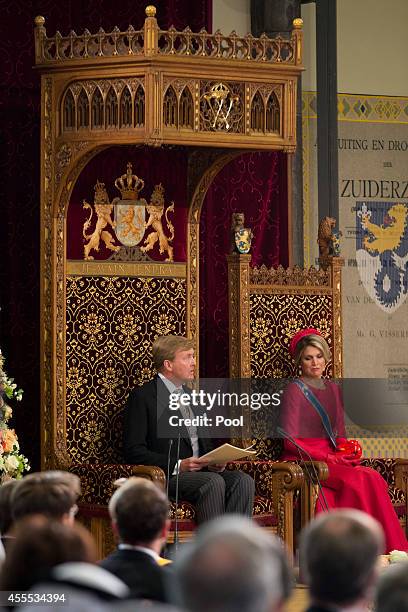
[301,509,384,607]
[172,515,293,612]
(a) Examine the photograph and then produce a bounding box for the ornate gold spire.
[145,5,156,17]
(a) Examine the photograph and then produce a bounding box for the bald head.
[301,509,384,607]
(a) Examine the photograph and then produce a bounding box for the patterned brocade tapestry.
[249,292,333,379]
[66,275,186,464]
[248,290,334,461]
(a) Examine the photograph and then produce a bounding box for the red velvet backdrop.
[0,1,211,469]
[199,151,288,377]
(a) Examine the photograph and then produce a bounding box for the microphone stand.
[161,438,174,560]
[173,433,181,551]
[166,439,173,500]
[276,426,329,512]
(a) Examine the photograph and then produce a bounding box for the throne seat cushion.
[252,495,277,528]
[168,501,196,536]
[388,486,406,519]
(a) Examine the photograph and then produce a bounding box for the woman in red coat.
[281,328,407,552]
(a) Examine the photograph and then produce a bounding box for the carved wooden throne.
[228,253,408,536]
[35,7,306,556]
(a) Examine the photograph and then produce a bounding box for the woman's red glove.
[328,452,361,466]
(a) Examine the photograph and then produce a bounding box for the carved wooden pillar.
[227,254,251,379]
[329,256,344,378]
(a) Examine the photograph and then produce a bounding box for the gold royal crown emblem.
[94,180,110,205]
[114,162,145,200]
[150,183,165,207]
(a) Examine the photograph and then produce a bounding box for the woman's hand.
[328,452,360,466]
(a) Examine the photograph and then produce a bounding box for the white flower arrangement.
[389,550,408,563]
[0,350,30,480]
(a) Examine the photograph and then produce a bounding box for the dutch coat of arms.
[356,201,408,313]
[82,162,175,262]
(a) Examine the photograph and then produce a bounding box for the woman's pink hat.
[289,328,321,357]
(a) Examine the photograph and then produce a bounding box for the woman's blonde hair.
[152,335,194,371]
[294,334,331,369]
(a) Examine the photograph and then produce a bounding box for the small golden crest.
[81,163,175,261]
[231,212,253,254]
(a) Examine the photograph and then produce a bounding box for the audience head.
[301,509,384,607]
[11,470,81,524]
[0,516,97,592]
[173,515,293,612]
[0,479,19,534]
[109,477,169,549]
[375,562,408,612]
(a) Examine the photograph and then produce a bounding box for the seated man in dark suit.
[123,335,254,524]
[101,477,171,602]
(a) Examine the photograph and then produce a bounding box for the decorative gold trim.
[67,261,186,278]
[330,257,344,378]
[34,11,302,154]
[40,75,54,469]
[250,264,329,286]
[34,12,302,67]
[227,254,251,378]
[251,286,332,296]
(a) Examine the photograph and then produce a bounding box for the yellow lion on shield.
[361,203,407,254]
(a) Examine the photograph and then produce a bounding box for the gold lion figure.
[230,212,253,254]
[83,181,120,260]
[317,216,337,257]
[231,212,245,252]
[140,184,175,262]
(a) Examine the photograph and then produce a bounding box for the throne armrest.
[394,459,408,492]
[299,460,329,483]
[227,459,303,550]
[130,465,166,489]
[227,459,304,497]
[70,463,166,506]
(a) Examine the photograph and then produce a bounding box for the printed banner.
[303,93,408,378]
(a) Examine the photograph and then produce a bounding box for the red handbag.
[336,439,362,459]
